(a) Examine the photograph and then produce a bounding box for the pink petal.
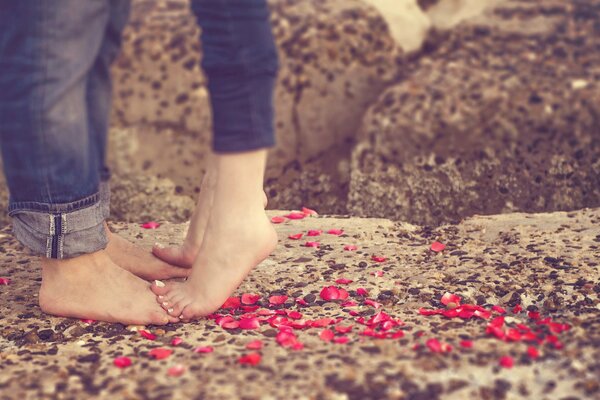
[307,230,322,237]
[492,305,507,314]
[167,365,186,377]
[239,317,261,330]
[138,330,157,340]
[113,356,132,368]
[221,297,241,309]
[364,299,382,309]
[499,355,514,368]
[343,245,358,251]
[310,318,335,327]
[426,338,442,353]
[459,340,473,348]
[271,216,286,224]
[440,292,462,306]
[0,277,11,285]
[288,233,303,240]
[194,346,214,353]
[295,298,308,306]
[241,293,260,305]
[371,255,387,263]
[320,286,343,301]
[269,295,288,305]
[301,207,318,216]
[333,336,350,344]
[285,212,306,220]
[319,329,334,342]
[149,348,173,360]
[246,340,263,350]
[527,346,539,359]
[305,241,320,248]
[512,304,523,313]
[171,337,183,346]
[430,241,446,252]
[141,221,160,229]
[327,229,344,235]
[335,278,353,285]
[356,288,369,297]
[371,270,384,277]
[238,352,262,366]
[80,319,95,324]
[335,325,353,334]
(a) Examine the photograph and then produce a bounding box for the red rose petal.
[364,299,382,309]
[141,221,160,229]
[296,298,308,306]
[527,346,539,359]
[167,364,186,377]
[246,340,263,350]
[327,229,344,235]
[528,311,541,320]
[288,233,303,240]
[499,355,514,368]
[138,330,157,340]
[426,338,443,353]
[271,216,286,224]
[371,270,384,277]
[305,241,320,248]
[459,340,473,348]
[194,346,214,353]
[301,207,318,216]
[0,277,11,285]
[307,230,322,237]
[371,255,387,263]
[492,305,507,314]
[241,293,260,305]
[335,325,353,334]
[149,348,173,360]
[441,292,462,306]
[335,278,353,285]
[356,288,369,297]
[238,352,261,366]
[311,317,335,327]
[239,317,261,330]
[171,337,183,346]
[113,356,132,368]
[269,295,288,305]
[80,319,95,324]
[430,241,446,252]
[285,212,306,220]
[512,304,523,313]
[319,329,334,342]
[221,297,241,309]
[320,286,349,301]
[343,245,358,251]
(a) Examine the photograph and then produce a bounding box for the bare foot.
[39,250,179,325]
[152,206,277,320]
[105,227,190,281]
[152,171,268,269]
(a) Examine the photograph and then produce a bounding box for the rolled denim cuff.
[9,191,108,259]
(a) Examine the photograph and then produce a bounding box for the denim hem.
[9,188,109,259]
[8,191,101,215]
[213,137,275,153]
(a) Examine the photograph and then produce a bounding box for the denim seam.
[38,1,54,204]
[8,191,101,215]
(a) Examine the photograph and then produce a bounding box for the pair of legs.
[0,0,279,324]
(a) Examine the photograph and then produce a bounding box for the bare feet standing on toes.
[151,150,278,320]
[105,224,191,281]
[152,160,269,269]
[39,250,179,325]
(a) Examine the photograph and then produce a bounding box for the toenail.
[168,308,174,313]
[158,295,164,299]
[163,302,169,306]
[154,280,165,288]
[154,242,164,249]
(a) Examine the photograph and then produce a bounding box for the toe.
[165,298,187,318]
[151,280,172,296]
[180,303,207,321]
[148,310,171,326]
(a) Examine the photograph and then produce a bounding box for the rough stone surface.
[349,0,600,225]
[0,208,598,399]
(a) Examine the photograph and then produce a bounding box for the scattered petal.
[335,278,353,285]
[364,299,383,309]
[305,241,320,248]
[319,329,334,342]
[241,293,260,305]
[301,207,318,216]
[356,288,369,297]
[343,245,358,251]
[194,346,214,354]
[371,270,384,277]
[269,295,288,305]
[320,286,349,301]
[499,355,514,369]
[113,356,132,368]
[221,297,241,309]
[138,330,157,340]
[0,277,11,285]
[80,319,95,324]
[527,346,539,359]
[239,317,261,330]
[238,352,262,366]
[246,340,263,350]
[492,305,507,314]
[171,337,183,346]
[167,365,186,377]
[307,230,322,237]
[430,241,446,252]
[333,336,350,344]
[371,255,387,263]
[459,340,473,348]
[285,212,306,220]
[141,221,160,229]
[327,229,344,235]
[288,233,303,240]
[441,292,462,306]
[149,348,173,360]
[271,216,286,224]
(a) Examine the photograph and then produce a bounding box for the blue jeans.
[0,0,278,259]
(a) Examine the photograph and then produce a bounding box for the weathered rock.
[110,0,403,211]
[349,0,600,225]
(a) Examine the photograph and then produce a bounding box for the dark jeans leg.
[190,0,279,153]
[0,0,129,258]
